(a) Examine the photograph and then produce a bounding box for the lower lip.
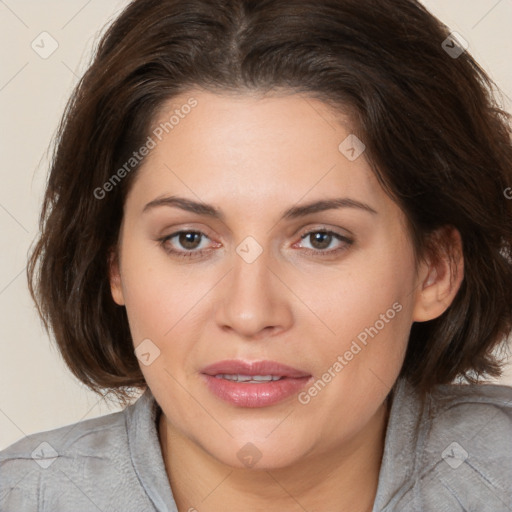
[202,374,312,408]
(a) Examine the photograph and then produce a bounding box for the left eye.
[296,230,353,255]
[300,231,349,251]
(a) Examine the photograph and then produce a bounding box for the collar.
[125,388,178,512]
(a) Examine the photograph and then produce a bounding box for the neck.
[158,396,391,512]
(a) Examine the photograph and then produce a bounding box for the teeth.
[215,374,282,383]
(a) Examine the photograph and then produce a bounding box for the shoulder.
[423,382,512,465]
[377,380,512,512]
[416,382,512,510]
[0,399,155,511]
[0,406,127,470]
[0,406,127,460]
[0,409,126,506]
[427,380,512,428]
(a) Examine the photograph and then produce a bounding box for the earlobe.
[108,248,125,306]
[412,227,464,322]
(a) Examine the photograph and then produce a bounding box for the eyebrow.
[142,195,378,220]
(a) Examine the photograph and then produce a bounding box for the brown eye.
[308,232,334,250]
[177,231,203,250]
[297,229,353,257]
[159,230,213,259]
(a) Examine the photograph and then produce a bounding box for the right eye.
[159,230,215,259]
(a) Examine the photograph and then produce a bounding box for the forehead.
[126,89,392,220]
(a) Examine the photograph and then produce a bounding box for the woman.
[1,0,511,510]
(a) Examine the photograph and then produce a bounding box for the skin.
[109,89,463,512]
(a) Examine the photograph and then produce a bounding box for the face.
[110,89,428,470]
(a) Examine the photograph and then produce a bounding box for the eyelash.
[158,229,353,260]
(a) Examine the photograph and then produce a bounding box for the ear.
[412,226,464,322]
[108,246,125,306]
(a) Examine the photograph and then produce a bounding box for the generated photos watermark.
[298,301,403,404]
[93,97,198,200]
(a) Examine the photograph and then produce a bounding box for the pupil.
[312,232,331,249]
[180,232,200,249]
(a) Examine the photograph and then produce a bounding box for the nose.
[214,244,294,340]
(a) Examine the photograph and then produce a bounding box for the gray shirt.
[1,377,511,511]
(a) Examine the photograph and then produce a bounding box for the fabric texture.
[1,377,511,511]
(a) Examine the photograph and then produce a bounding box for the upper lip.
[201,360,311,378]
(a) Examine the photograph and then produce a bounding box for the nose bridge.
[233,240,272,298]
[215,236,292,338]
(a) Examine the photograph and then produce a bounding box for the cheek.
[121,267,168,344]
[118,235,181,344]
[305,235,416,411]
[297,266,413,444]
[118,238,216,374]
[318,242,415,347]
[311,286,410,398]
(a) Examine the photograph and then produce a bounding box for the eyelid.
[296,223,353,239]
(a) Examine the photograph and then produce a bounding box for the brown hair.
[28,0,512,404]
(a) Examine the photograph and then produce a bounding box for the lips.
[201,360,312,408]
[202,360,311,378]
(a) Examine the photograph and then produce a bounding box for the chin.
[199,434,311,471]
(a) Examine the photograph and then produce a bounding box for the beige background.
[1,0,511,450]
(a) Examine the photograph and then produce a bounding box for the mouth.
[213,374,284,383]
[200,360,312,408]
